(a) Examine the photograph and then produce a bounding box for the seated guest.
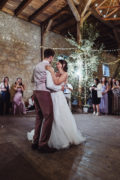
[26,95,35,111]
[64,83,73,110]
[0,77,10,115]
[112,80,120,115]
[13,78,26,115]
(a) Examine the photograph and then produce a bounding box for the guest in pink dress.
[13,78,26,115]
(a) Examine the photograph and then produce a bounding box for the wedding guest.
[107,77,113,115]
[26,95,35,111]
[112,80,120,115]
[0,77,10,115]
[112,78,116,86]
[100,77,108,114]
[90,78,102,116]
[64,83,73,110]
[12,78,26,115]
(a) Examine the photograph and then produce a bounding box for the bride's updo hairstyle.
[59,60,68,72]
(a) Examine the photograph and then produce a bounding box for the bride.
[27,60,85,150]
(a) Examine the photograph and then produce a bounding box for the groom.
[32,49,63,153]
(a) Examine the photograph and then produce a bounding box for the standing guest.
[100,77,108,114]
[112,78,116,87]
[112,80,120,115]
[64,83,73,110]
[13,78,26,115]
[107,77,113,115]
[0,77,10,115]
[90,78,102,116]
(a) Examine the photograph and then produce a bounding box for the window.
[102,64,110,77]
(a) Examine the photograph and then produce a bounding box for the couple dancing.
[27,49,85,153]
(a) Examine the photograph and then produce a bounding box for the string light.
[1,36,120,53]
[99,10,102,14]
[95,3,98,7]
[40,46,120,53]
[95,0,119,21]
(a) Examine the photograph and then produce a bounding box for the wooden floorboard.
[0,114,120,180]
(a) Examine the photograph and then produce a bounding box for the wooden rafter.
[41,19,53,59]
[51,16,73,30]
[96,0,108,10]
[81,0,92,18]
[105,8,119,18]
[29,0,56,21]
[73,0,80,5]
[97,5,120,9]
[45,19,53,32]
[95,0,120,21]
[90,8,114,28]
[60,22,76,34]
[67,0,80,22]
[14,0,32,16]
[0,0,8,9]
[42,6,68,25]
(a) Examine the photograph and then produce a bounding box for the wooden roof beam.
[73,0,80,5]
[67,0,80,22]
[0,0,8,9]
[90,8,114,29]
[60,22,76,34]
[29,0,56,21]
[14,0,32,16]
[97,5,120,9]
[81,0,92,18]
[51,16,73,30]
[42,6,68,25]
[96,0,108,10]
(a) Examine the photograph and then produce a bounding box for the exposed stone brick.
[0,11,41,100]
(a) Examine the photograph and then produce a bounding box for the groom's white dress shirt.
[33,60,62,92]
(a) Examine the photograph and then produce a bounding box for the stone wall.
[0,11,41,100]
[0,12,73,101]
[0,11,118,103]
[44,31,73,56]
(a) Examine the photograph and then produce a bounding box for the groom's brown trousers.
[33,91,53,148]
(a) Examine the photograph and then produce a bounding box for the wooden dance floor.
[0,113,120,180]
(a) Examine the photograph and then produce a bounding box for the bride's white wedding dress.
[27,71,85,150]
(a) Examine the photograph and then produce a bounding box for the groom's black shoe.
[38,146,57,153]
[31,143,38,150]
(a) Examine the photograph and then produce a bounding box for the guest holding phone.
[13,78,26,115]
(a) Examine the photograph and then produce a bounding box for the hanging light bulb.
[113,14,117,18]
[99,10,102,13]
[103,15,106,18]
[95,3,98,7]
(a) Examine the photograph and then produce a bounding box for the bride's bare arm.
[51,72,67,85]
[46,65,67,85]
